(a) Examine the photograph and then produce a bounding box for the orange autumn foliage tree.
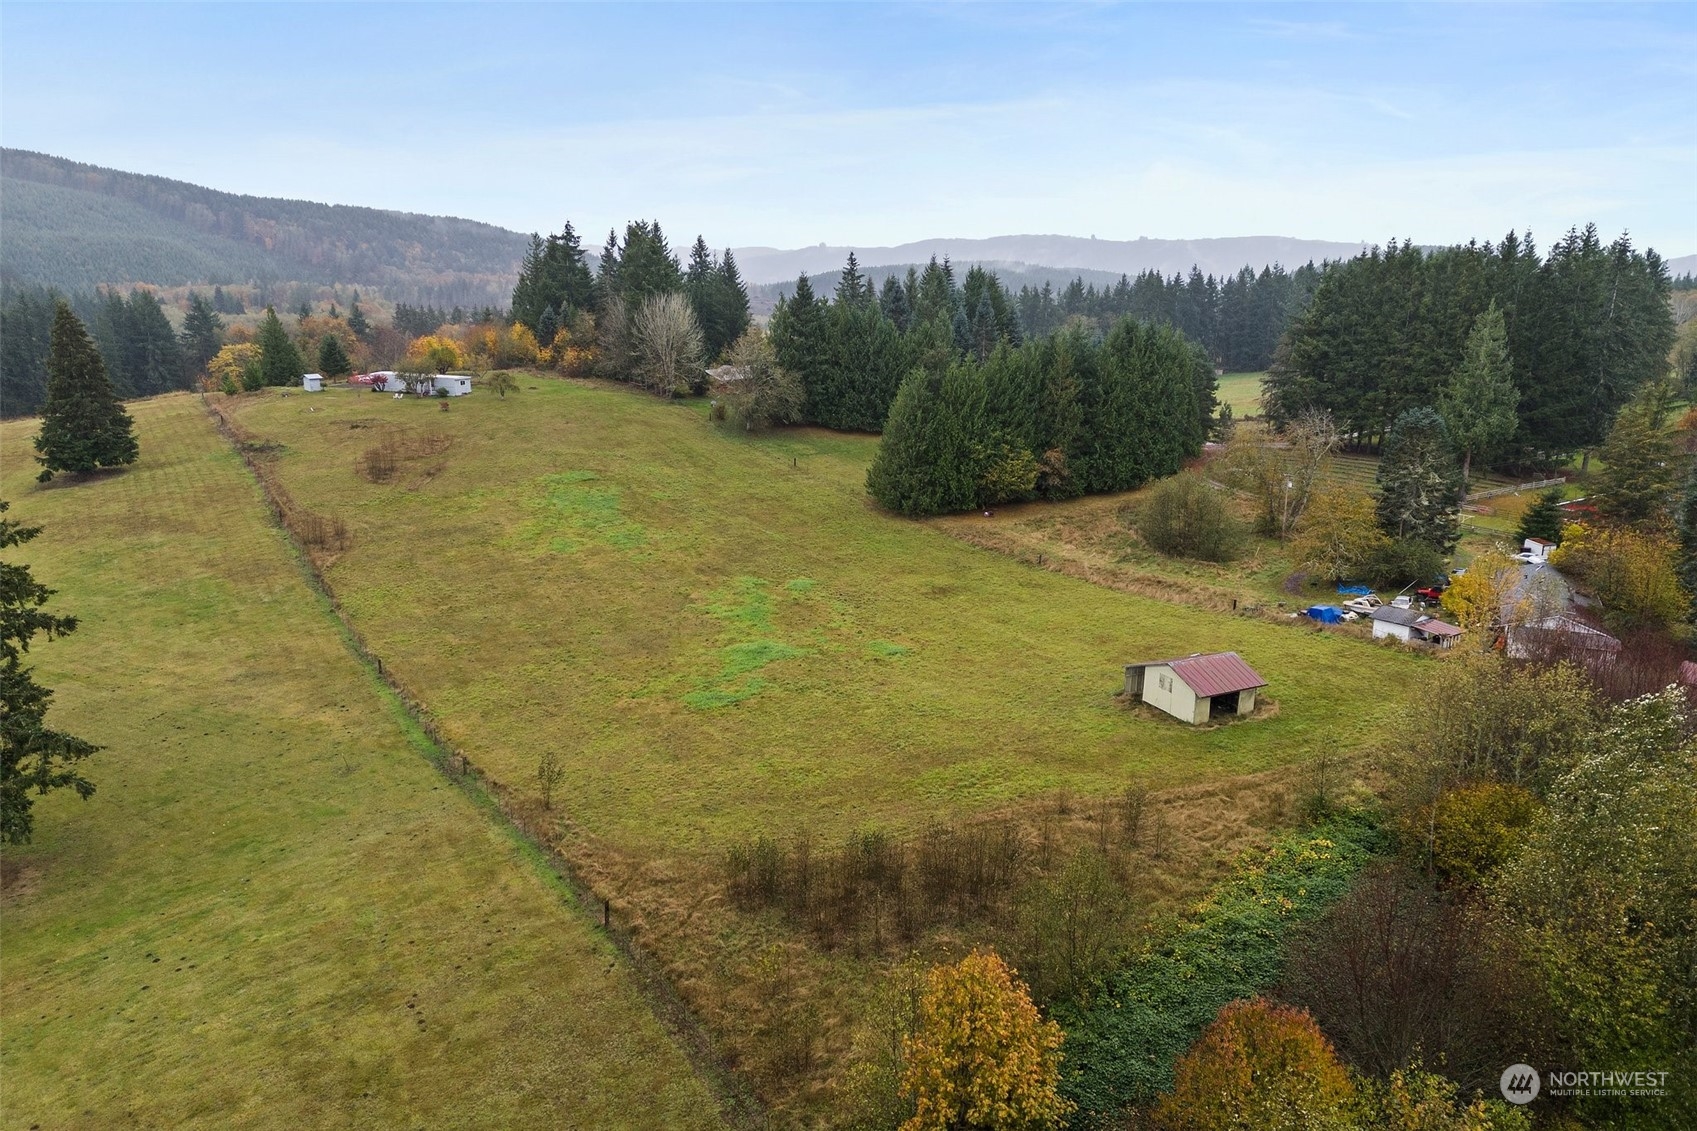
[900,951,1072,1131]
[1154,998,1355,1131]
[403,335,465,375]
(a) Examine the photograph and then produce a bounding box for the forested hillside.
[0,150,529,305]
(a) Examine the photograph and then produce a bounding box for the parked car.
[1391,594,1415,609]
[1415,585,1446,602]
[1343,595,1383,615]
[1512,550,1539,563]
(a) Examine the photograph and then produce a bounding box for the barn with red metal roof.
[1123,651,1267,725]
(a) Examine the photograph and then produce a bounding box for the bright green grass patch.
[785,577,817,593]
[868,639,912,657]
[1216,371,1265,417]
[228,378,1428,850]
[517,469,648,553]
[1056,811,1388,1124]
[0,397,723,1130]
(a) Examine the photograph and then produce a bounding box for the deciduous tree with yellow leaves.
[899,951,1071,1131]
[1154,997,1355,1131]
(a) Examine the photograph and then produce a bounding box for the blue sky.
[3,2,1694,255]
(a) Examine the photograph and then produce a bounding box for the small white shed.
[428,374,473,396]
[1124,652,1268,725]
[301,373,324,392]
[1522,537,1555,563]
[1369,606,1463,648]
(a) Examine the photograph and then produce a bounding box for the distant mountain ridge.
[4,150,1689,305]
[0,149,530,306]
[729,235,1377,286]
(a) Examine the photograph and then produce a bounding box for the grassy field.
[0,397,726,1129]
[1216,372,1264,417]
[224,379,1426,853]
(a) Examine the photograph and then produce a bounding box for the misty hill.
[1669,253,1697,279]
[731,234,1373,286]
[0,149,529,306]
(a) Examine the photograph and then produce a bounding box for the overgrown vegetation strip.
[1054,810,1388,1124]
[201,395,765,1131]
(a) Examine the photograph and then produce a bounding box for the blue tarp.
[1304,605,1345,623]
[1336,584,1372,596]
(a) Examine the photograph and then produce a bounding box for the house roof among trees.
[1125,652,1267,696]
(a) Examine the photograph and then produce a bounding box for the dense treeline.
[506,219,751,369]
[1266,227,1676,459]
[868,320,1213,515]
[1,149,527,306]
[1013,262,1321,371]
[2,284,196,415]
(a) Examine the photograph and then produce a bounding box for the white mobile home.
[1124,652,1267,725]
[428,375,473,396]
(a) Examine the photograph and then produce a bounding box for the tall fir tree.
[255,306,306,389]
[316,334,352,380]
[180,292,224,377]
[1517,488,1566,546]
[1592,381,1681,529]
[34,303,139,481]
[1438,301,1518,489]
[536,304,560,348]
[1677,467,1697,622]
[716,249,751,354]
[346,299,370,341]
[879,275,911,333]
[835,252,869,306]
[1374,407,1464,552]
[865,363,987,515]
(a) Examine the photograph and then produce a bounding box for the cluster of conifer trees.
[508,221,751,361]
[1265,227,1676,459]
[1013,262,1321,371]
[766,254,1214,514]
[1,285,197,416]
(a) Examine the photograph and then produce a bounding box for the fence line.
[1466,476,1566,502]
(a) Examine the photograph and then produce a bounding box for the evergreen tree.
[346,299,370,341]
[316,334,352,380]
[34,303,139,481]
[1516,488,1566,546]
[1592,381,1681,529]
[123,290,185,397]
[1,502,100,844]
[865,364,987,515]
[971,289,996,362]
[716,249,751,356]
[879,275,911,333]
[595,228,621,307]
[770,274,829,417]
[297,302,312,324]
[1374,407,1463,553]
[510,234,548,328]
[614,220,684,303]
[537,304,560,347]
[1677,467,1697,622]
[835,252,869,306]
[255,306,305,389]
[1438,301,1519,489]
[0,287,57,419]
[180,292,224,377]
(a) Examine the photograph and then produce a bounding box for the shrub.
[1136,472,1245,562]
[1153,998,1355,1131]
[1364,537,1446,588]
[1353,1066,1531,1131]
[1420,781,1541,887]
[900,951,1072,1131]
[1010,848,1133,1004]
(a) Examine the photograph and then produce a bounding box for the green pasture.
[1216,372,1264,418]
[226,378,1429,855]
[0,398,724,1129]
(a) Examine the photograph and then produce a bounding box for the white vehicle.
[1512,550,1539,563]
[1392,594,1415,609]
[1343,595,1383,616]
